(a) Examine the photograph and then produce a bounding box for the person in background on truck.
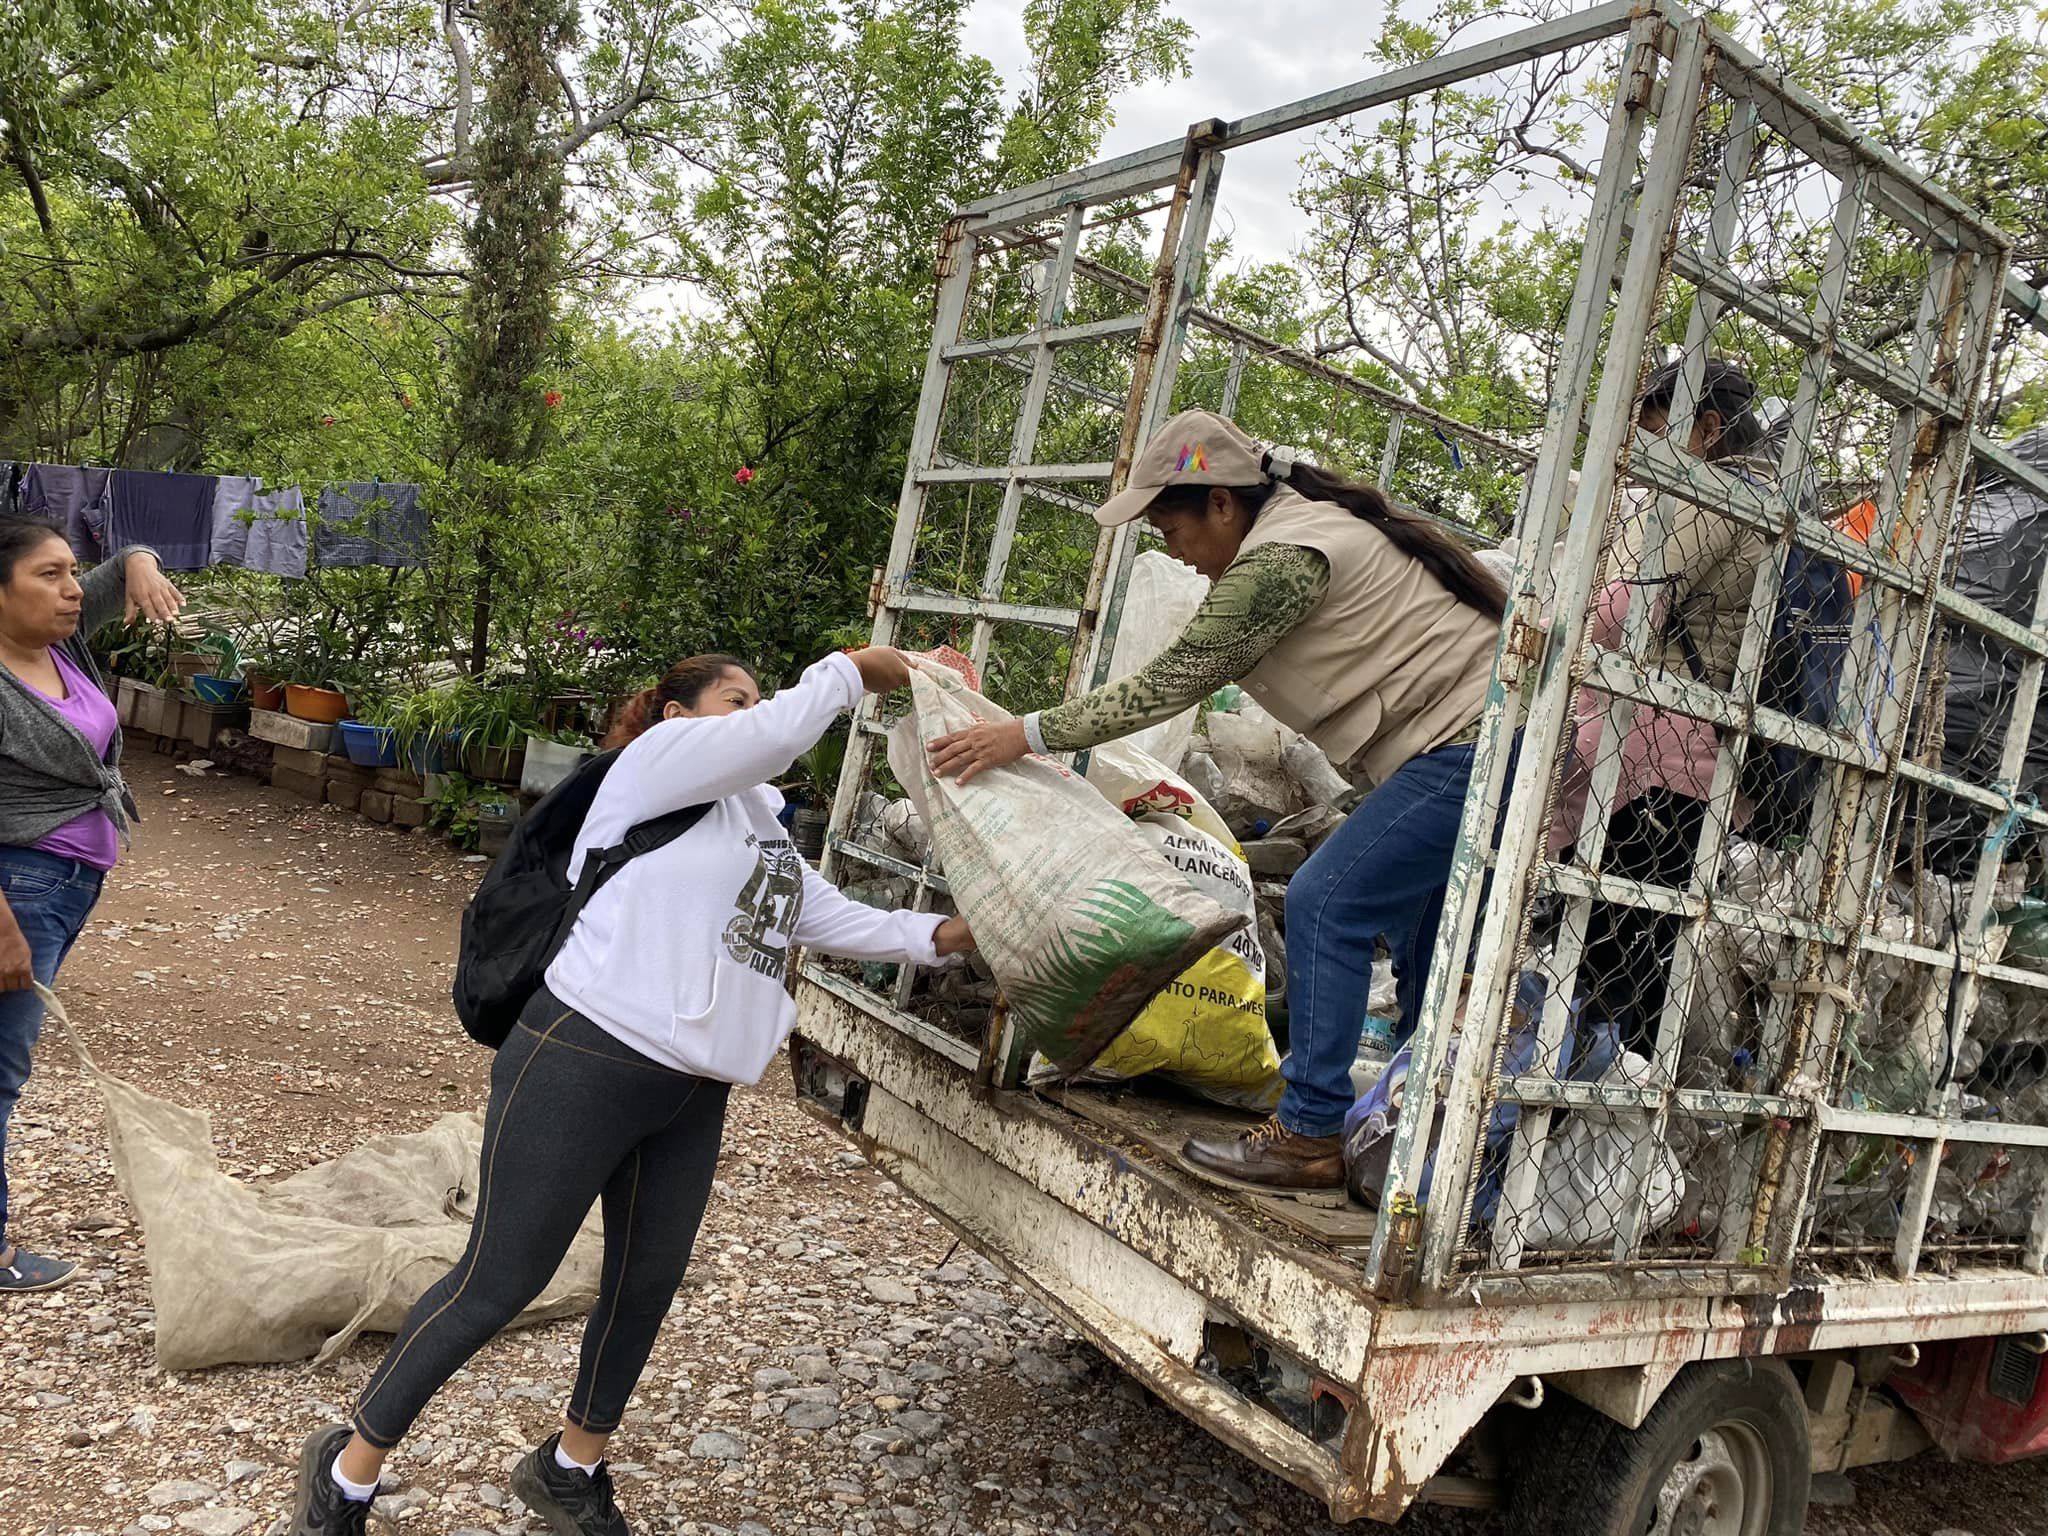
[0,516,184,1293]
[1550,358,1778,1055]
[288,646,975,1536]
[927,409,1506,1192]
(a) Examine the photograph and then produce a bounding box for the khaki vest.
[1237,487,1498,787]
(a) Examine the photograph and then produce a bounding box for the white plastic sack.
[1515,1051,1684,1251]
[1199,704,1308,830]
[1083,737,1238,851]
[1104,550,1209,769]
[887,659,1244,1070]
[41,986,600,1371]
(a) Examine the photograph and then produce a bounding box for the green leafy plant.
[423,770,486,850]
[797,728,849,808]
[95,615,170,682]
[193,630,243,677]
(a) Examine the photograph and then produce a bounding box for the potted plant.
[521,724,596,798]
[379,686,462,775]
[285,677,351,723]
[790,730,846,861]
[243,652,288,712]
[100,616,166,727]
[189,631,247,705]
[451,683,539,784]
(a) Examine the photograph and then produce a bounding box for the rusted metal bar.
[1062,125,1227,707]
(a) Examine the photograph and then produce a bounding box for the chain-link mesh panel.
[1453,37,2020,1281]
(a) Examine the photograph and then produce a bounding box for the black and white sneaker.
[510,1432,632,1536]
[288,1424,373,1536]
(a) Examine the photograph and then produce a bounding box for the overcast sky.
[958,0,1392,269]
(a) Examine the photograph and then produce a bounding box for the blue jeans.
[1280,740,1484,1137]
[0,848,105,1245]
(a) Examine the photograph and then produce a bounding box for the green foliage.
[15,0,2039,728]
[423,770,487,849]
[997,0,1194,184]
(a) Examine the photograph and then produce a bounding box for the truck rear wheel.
[1509,1360,1810,1536]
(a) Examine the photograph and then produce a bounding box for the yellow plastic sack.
[1036,814,1282,1111]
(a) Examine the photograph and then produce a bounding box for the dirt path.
[3,751,2042,1536]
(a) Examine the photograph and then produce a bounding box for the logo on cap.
[1175,443,1208,473]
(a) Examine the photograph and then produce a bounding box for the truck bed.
[793,967,2048,1522]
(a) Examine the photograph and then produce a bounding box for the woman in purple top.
[0,517,184,1292]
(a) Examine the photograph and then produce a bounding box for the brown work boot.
[1182,1116,1344,1191]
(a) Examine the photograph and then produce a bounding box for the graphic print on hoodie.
[723,833,807,978]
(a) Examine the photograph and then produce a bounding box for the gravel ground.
[3,751,2046,1536]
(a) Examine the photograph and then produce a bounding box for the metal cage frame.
[804,0,2048,1306]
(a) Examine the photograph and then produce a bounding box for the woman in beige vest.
[930,409,1507,1191]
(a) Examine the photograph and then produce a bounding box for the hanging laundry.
[208,475,263,567]
[20,465,112,562]
[104,469,219,570]
[314,480,427,568]
[242,487,309,579]
[0,462,18,518]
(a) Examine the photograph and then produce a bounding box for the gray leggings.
[353,992,730,1448]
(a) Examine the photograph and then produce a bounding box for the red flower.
[734,466,755,485]
[320,414,337,427]
[543,390,564,409]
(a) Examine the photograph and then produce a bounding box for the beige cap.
[1092,409,1271,528]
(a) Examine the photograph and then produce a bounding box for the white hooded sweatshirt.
[545,653,945,1082]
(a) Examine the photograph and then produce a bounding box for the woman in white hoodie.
[289,645,970,1536]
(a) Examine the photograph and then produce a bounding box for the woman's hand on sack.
[846,645,912,695]
[927,719,1028,785]
[0,911,34,993]
[123,552,186,625]
[934,916,976,956]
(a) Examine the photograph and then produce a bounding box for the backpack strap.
[548,802,711,959]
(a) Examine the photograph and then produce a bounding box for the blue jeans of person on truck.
[1278,738,1491,1139]
[0,847,107,1251]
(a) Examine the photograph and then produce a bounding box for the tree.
[996,0,1193,185]
[447,0,579,670]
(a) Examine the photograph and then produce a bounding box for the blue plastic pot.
[192,674,246,705]
[337,719,400,768]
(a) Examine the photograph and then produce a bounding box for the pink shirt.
[1549,577,1728,856]
[27,648,121,871]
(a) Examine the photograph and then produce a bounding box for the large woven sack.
[1035,814,1280,1111]
[887,659,1244,1072]
[40,985,601,1371]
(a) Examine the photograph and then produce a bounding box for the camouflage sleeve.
[1032,543,1331,753]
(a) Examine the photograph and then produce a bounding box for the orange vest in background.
[1833,498,1878,598]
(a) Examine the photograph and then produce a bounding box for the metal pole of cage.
[822,220,981,888]
[1870,250,2014,1278]
[1358,7,1678,1296]
[1487,97,1764,1272]
[1413,15,1714,1294]
[968,207,1088,677]
[1748,245,2005,1274]
[1075,131,1227,701]
[1618,156,1873,1266]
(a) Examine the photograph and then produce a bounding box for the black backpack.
[453,749,707,1047]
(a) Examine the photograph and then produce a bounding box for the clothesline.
[0,461,428,578]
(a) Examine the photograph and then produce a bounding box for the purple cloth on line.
[208,475,263,567]
[105,469,217,571]
[26,649,120,872]
[19,464,112,562]
[242,486,308,577]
